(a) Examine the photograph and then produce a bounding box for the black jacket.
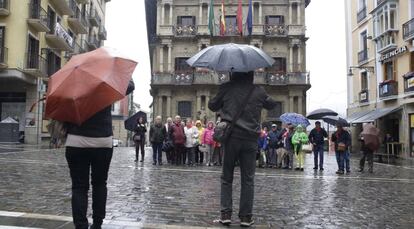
[150,124,166,143]
[309,128,328,145]
[208,75,277,141]
[67,80,135,137]
[331,130,351,152]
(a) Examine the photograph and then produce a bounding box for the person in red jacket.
[169,115,186,165]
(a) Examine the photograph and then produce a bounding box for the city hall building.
[145,0,311,126]
[345,0,414,158]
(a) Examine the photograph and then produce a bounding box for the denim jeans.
[186,147,195,165]
[152,143,163,164]
[65,147,113,229]
[313,144,324,169]
[221,137,257,218]
[268,148,277,166]
[336,150,350,172]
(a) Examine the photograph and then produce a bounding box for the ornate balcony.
[379,80,398,98]
[0,47,7,68]
[288,25,306,36]
[98,26,107,40]
[0,0,9,16]
[174,24,197,37]
[359,90,369,103]
[45,23,74,51]
[88,9,101,27]
[68,6,88,34]
[23,54,47,77]
[49,0,76,16]
[27,4,50,32]
[358,49,368,65]
[158,25,174,36]
[264,24,287,36]
[223,24,242,36]
[403,18,414,41]
[86,35,100,50]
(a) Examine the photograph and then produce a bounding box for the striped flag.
[237,0,243,36]
[246,0,253,36]
[208,0,215,36]
[220,0,226,36]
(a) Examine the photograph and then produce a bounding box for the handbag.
[213,86,255,143]
[133,134,141,142]
[337,142,346,152]
[302,143,313,153]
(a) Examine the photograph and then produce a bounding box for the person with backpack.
[208,71,277,227]
[65,80,134,229]
[169,115,186,165]
[149,116,167,166]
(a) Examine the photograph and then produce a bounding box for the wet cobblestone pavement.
[0,144,414,228]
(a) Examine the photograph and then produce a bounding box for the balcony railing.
[358,49,368,64]
[174,24,197,37]
[88,9,101,27]
[379,80,398,98]
[46,22,74,51]
[68,6,89,34]
[403,18,414,41]
[0,0,9,16]
[152,71,310,86]
[87,36,100,50]
[359,89,369,103]
[288,25,306,36]
[98,26,107,40]
[377,0,386,5]
[223,24,242,36]
[24,53,47,77]
[264,24,287,36]
[49,0,76,16]
[28,4,50,32]
[357,6,367,23]
[0,46,7,67]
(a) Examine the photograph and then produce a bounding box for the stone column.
[289,96,294,112]
[198,43,202,51]
[167,96,172,118]
[297,3,301,24]
[289,3,292,25]
[205,96,211,120]
[196,95,202,113]
[169,4,173,25]
[259,3,262,24]
[159,46,164,72]
[199,4,203,25]
[167,44,172,72]
[289,45,293,72]
[298,96,303,115]
[161,4,165,25]
[297,44,301,71]
[158,96,163,117]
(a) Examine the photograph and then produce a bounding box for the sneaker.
[358,168,364,172]
[158,162,163,166]
[152,162,156,165]
[336,170,344,175]
[134,159,138,162]
[346,170,351,174]
[219,212,232,226]
[140,159,144,162]
[240,216,255,227]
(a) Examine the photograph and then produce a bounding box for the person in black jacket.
[209,72,277,227]
[150,116,167,165]
[65,80,134,229]
[308,121,328,171]
[134,117,147,162]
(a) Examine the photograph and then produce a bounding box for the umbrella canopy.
[124,111,147,131]
[186,43,275,72]
[322,115,350,127]
[361,124,380,151]
[306,108,338,120]
[45,47,137,125]
[280,113,310,127]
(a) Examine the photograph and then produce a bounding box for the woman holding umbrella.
[358,124,380,173]
[134,117,147,162]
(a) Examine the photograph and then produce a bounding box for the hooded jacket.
[195,120,204,145]
[292,125,309,153]
[202,121,215,145]
[208,72,277,142]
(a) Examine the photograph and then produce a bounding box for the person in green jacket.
[291,125,309,171]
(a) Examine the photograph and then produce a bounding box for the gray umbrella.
[186,43,275,72]
[307,108,338,120]
[322,115,350,127]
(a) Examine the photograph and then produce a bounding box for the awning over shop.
[351,106,401,124]
[347,110,372,123]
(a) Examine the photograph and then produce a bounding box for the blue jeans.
[336,150,350,172]
[152,143,163,164]
[313,144,324,169]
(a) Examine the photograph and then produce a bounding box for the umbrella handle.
[29,97,46,113]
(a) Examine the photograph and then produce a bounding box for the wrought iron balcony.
[377,0,386,5]
[403,18,414,41]
[174,24,197,37]
[88,9,101,27]
[379,80,398,98]
[0,0,9,16]
[359,89,369,103]
[358,49,368,65]
[264,24,287,36]
[45,23,74,51]
[27,4,50,32]
[223,24,242,36]
[98,26,107,40]
[87,36,100,50]
[0,46,7,68]
[68,6,89,34]
[357,6,367,23]
[23,53,47,77]
[49,0,76,16]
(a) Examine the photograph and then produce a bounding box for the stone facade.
[147,0,311,125]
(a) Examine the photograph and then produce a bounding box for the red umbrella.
[45,47,137,125]
[361,124,380,151]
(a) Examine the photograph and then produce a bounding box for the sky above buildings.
[105,0,347,116]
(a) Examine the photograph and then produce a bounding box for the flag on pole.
[246,0,253,36]
[220,0,226,36]
[237,0,243,36]
[208,0,215,36]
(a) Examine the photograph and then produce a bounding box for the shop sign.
[408,77,414,89]
[380,46,408,63]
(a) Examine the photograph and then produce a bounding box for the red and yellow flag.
[237,0,243,36]
[220,0,226,36]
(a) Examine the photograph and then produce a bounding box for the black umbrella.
[307,108,338,120]
[124,111,147,131]
[322,115,350,127]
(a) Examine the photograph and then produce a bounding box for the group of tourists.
[132,115,224,166]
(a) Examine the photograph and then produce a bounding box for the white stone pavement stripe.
[0,158,413,184]
[0,210,225,229]
[0,226,43,229]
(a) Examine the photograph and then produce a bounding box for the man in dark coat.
[150,116,167,165]
[331,123,352,175]
[209,71,277,227]
[309,121,328,170]
[169,115,186,165]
